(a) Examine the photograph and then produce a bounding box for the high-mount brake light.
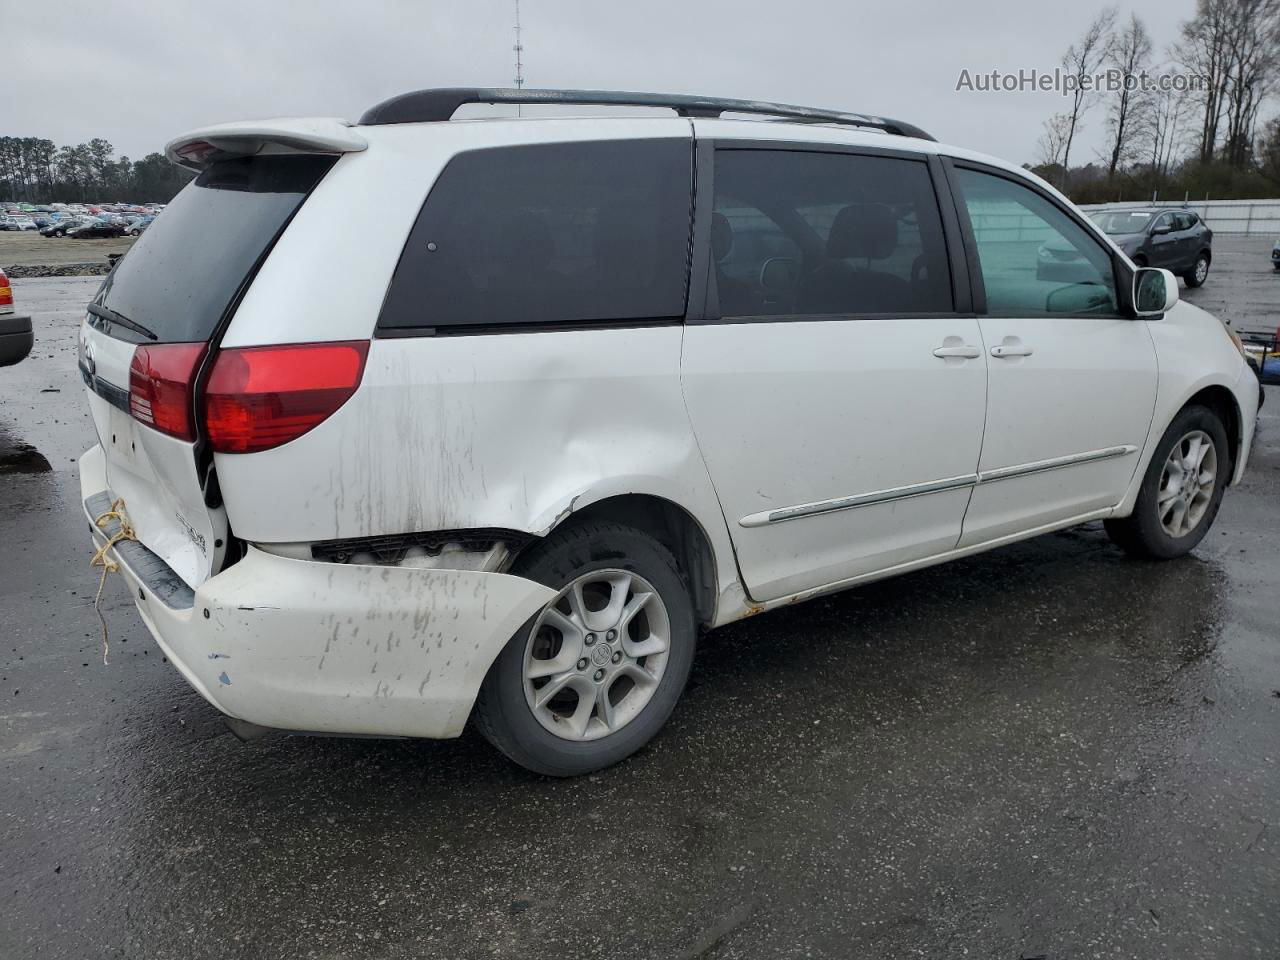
[128,342,207,441]
[204,341,370,454]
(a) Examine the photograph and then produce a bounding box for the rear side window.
[710,149,953,317]
[97,155,334,343]
[379,139,692,332]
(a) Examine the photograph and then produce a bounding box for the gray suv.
[1039,208,1214,287]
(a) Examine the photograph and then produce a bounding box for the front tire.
[1185,253,1210,287]
[1105,405,1229,559]
[474,520,696,776]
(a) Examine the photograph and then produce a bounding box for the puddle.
[0,441,52,474]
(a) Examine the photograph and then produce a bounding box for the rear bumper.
[0,314,33,367]
[79,444,556,738]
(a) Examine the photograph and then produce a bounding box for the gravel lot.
[0,231,134,269]
[0,237,1277,960]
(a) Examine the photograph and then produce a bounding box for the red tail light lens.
[204,341,369,454]
[0,270,12,313]
[129,342,207,441]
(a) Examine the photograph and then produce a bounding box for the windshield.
[95,154,334,343]
[1090,211,1154,235]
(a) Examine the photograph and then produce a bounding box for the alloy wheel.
[523,568,670,741]
[1158,430,1217,538]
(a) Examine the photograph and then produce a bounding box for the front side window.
[379,139,692,331]
[711,149,953,317]
[954,167,1118,316]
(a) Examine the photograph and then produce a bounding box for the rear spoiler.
[165,118,368,171]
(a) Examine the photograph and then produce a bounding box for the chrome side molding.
[739,445,1138,528]
[977,445,1137,484]
[739,474,978,528]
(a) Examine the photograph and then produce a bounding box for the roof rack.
[357,87,935,141]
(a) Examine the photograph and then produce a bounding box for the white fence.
[1079,199,1280,237]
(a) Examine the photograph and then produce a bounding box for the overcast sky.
[8,0,1208,167]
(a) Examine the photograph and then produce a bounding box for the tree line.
[1030,0,1280,203]
[0,136,193,204]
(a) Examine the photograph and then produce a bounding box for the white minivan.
[79,89,1260,775]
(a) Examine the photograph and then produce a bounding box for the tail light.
[129,343,207,441]
[0,270,12,315]
[204,341,369,454]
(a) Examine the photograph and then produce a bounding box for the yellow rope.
[90,498,136,665]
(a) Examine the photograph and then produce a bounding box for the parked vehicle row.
[2,200,163,236]
[37,217,137,239]
[76,89,1259,777]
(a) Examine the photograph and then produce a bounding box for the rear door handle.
[990,344,1034,358]
[933,345,982,359]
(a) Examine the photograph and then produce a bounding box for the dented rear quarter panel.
[214,326,747,624]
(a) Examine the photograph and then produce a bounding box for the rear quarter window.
[377,139,693,332]
[96,155,334,344]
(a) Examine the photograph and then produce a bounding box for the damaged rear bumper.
[79,444,556,738]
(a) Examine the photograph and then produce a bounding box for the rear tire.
[474,520,696,777]
[1185,253,1210,287]
[1104,405,1229,559]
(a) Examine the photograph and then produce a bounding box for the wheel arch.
[1183,383,1241,479]
[1116,376,1245,517]
[519,491,725,631]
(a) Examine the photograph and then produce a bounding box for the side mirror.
[1151,222,1173,235]
[1133,267,1179,317]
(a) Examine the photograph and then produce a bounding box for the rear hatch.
[79,153,334,587]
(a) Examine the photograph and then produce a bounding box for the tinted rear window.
[710,149,953,317]
[96,155,333,343]
[378,139,692,331]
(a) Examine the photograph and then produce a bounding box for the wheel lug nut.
[612,651,622,663]
[577,658,588,671]
[593,669,605,682]
[585,634,596,646]
[606,630,616,641]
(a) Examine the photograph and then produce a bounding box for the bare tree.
[1176,0,1279,166]
[1105,13,1153,178]
[1144,83,1188,187]
[1259,115,1280,184]
[1038,112,1074,179]
[1219,0,1280,167]
[1059,7,1118,177]
[1175,0,1232,162]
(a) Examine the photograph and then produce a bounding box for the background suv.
[77,88,1258,776]
[1087,208,1214,286]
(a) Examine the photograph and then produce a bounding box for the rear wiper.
[87,302,158,341]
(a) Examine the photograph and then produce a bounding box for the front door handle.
[990,343,1034,358]
[933,344,982,359]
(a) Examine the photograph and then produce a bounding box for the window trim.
[941,157,1135,320]
[372,137,696,338]
[688,139,968,326]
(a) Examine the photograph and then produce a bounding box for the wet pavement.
[2,243,1278,959]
